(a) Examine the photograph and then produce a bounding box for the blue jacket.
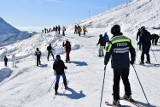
[104,35,136,69]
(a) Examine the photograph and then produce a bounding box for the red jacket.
[63,41,71,52]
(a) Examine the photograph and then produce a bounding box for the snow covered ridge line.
[0,17,30,46]
[73,0,160,35]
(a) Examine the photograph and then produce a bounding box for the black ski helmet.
[141,26,145,30]
[56,55,61,60]
[111,25,121,35]
[99,34,103,37]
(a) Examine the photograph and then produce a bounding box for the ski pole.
[48,79,56,92]
[150,46,158,63]
[100,65,107,107]
[132,65,150,106]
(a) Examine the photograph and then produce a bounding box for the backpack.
[103,35,109,42]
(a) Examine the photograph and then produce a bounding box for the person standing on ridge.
[62,26,66,36]
[83,25,87,35]
[12,54,16,67]
[104,25,136,106]
[74,25,77,34]
[53,55,68,95]
[4,55,8,67]
[77,25,82,36]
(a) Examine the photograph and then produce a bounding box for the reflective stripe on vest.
[107,35,132,52]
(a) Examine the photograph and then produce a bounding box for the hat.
[111,25,121,35]
[56,55,61,60]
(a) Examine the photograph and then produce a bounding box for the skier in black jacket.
[53,55,68,94]
[104,25,136,106]
[139,26,152,64]
[47,44,54,61]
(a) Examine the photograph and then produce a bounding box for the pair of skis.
[105,98,145,107]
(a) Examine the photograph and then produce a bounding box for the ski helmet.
[56,55,61,60]
[111,25,121,35]
[141,26,145,30]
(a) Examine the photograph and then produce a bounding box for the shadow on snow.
[71,61,88,66]
[57,87,86,99]
[0,68,13,82]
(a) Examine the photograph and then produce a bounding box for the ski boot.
[113,100,121,106]
[123,95,135,102]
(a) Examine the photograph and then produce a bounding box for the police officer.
[104,25,136,106]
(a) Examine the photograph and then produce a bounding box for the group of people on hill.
[42,25,66,36]
[34,39,71,94]
[34,39,71,67]
[74,25,87,36]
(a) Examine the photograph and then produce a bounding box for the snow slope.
[0,29,160,107]
[0,0,160,107]
[0,17,30,46]
[68,0,160,37]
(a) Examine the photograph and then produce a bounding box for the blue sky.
[0,0,130,30]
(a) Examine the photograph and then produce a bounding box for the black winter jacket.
[104,34,136,69]
[53,59,67,75]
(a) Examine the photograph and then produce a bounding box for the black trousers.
[37,56,41,66]
[4,61,7,66]
[113,68,131,100]
[141,44,151,62]
[47,51,54,61]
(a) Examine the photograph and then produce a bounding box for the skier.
[83,25,87,35]
[35,48,41,66]
[97,34,106,57]
[47,44,55,61]
[103,32,109,46]
[62,26,66,36]
[139,26,152,64]
[4,55,8,67]
[77,25,82,36]
[12,54,16,67]
[58,25,61,34]
[63,39,71,63]
[74,25,77,34]
[104,25,136,106]
[151,33,159,45]
[53,55,68,94]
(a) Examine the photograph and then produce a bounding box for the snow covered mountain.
[0,0,160,107]
[0,17,30,46]
[69,0,160,37]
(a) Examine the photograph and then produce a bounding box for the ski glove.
[65,66,67,69]
[130,60,135,65]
